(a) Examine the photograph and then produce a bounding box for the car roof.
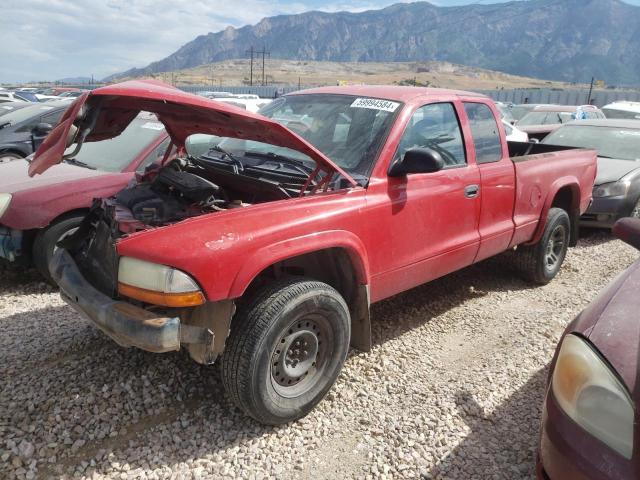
[532,105,589,112]
[561,119,640,129]
[288,85,489,103]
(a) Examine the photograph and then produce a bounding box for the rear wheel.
[512,207,570,285]
[0,152,23,163]
[221,278,350,425]
[33,215,84,282]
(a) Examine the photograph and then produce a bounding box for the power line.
[245,46,256,86]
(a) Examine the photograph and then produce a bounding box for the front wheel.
[513,207,570,285]
[32,215,84,282]
[221,278,350,425]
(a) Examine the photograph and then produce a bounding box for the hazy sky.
[2,0,639,83]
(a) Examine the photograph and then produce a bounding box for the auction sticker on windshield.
[351,98,400,112]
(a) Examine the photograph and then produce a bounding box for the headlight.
[552,334,634,459]
[593,180,630,198]
[117,256,205,307]
[0,193,12,219]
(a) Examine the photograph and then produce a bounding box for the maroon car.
[0,113,169,279]
[538,218,640,479]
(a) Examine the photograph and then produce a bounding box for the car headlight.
[552,334,634,459]
[593,180,630,198]
[0,193,12,219]
[117,256,205,307]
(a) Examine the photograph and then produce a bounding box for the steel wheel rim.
[545,224,566,272]
[270,314,330,398]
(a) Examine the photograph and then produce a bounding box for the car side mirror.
[33,122,53,135]
[388,147,445,177]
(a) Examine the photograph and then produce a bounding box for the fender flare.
[227,230,370,299]
[527,177,580,246]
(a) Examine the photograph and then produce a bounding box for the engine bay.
[110,154,309,232]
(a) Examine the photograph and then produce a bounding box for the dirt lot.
[0,231,636,480]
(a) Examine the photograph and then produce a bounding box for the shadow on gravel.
[427,367,548,480]
[370,255,538,347]
[0,263,50,294]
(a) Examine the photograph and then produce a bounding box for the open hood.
[28,80,356,186]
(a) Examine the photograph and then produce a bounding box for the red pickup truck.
[29,81,597,425]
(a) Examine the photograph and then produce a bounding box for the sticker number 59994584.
[350,98,400,112]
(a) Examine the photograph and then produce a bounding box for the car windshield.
[543,125,640,161]
[603,108,640,120]
[0,104,60,125]
[518,111,573,126]
[15,92,38,102]
[67,115,165,172]
[212,94,400,179]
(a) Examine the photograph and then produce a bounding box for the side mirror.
[388,147,445,177]
[33,122,53,135]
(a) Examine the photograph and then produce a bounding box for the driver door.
[368,101,481,301]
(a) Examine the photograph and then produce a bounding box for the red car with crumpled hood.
[28,80,597,425]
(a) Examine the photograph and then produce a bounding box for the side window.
[41,109,65,126]
[463,103,503,164]
[396,103,466,167]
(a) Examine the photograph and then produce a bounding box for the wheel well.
[245,248,371,351]
[0,148,26,158]
[551,185,579,246]
[47,208,90,229]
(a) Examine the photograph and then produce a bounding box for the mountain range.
[108,0,640,86]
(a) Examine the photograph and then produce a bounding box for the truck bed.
[507,141,598,246]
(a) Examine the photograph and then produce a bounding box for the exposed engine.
[113,159,255,228]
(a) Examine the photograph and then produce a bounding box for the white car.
[0,91,37,103]
[502,119,529,142]
[211,96,272,113]
[602,101,640,120]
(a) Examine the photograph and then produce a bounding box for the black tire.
[33,215,84,282]
[512,207,571,285]
[221,278,350,425]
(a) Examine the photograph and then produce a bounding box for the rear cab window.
[463,102,503,164]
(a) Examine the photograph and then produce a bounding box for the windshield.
[543,125,640,161]
[603,108,640,120]
[213,94,399,179]
[67,114,165,172]
[0,104,60,125]
[16,92,38,102]
[518,111,574,126]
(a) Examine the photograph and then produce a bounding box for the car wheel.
[221,277,350,425]
[513,207,570,285]
[630,198,640,219]
[33,215,84,283]
[0,152,23,163]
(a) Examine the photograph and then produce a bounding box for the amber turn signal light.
[118,282,205,307]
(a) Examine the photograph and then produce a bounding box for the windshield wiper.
[63,158,97,170]
[207,145,244,171]
[244,150,314,176]
[0,122,10,130]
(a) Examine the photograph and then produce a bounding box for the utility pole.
[586,76,595,104]
[245,46,256,86]
[257,46,270,86]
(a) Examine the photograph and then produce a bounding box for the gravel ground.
[0,230,637,480]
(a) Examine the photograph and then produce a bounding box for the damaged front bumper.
[50,248,213,354]
[0,226,23,262]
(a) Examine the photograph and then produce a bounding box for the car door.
[31,108,66,151]
[368,101,481,301]
[463,102,516,262]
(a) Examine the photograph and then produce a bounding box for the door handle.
[464,184,480,198]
